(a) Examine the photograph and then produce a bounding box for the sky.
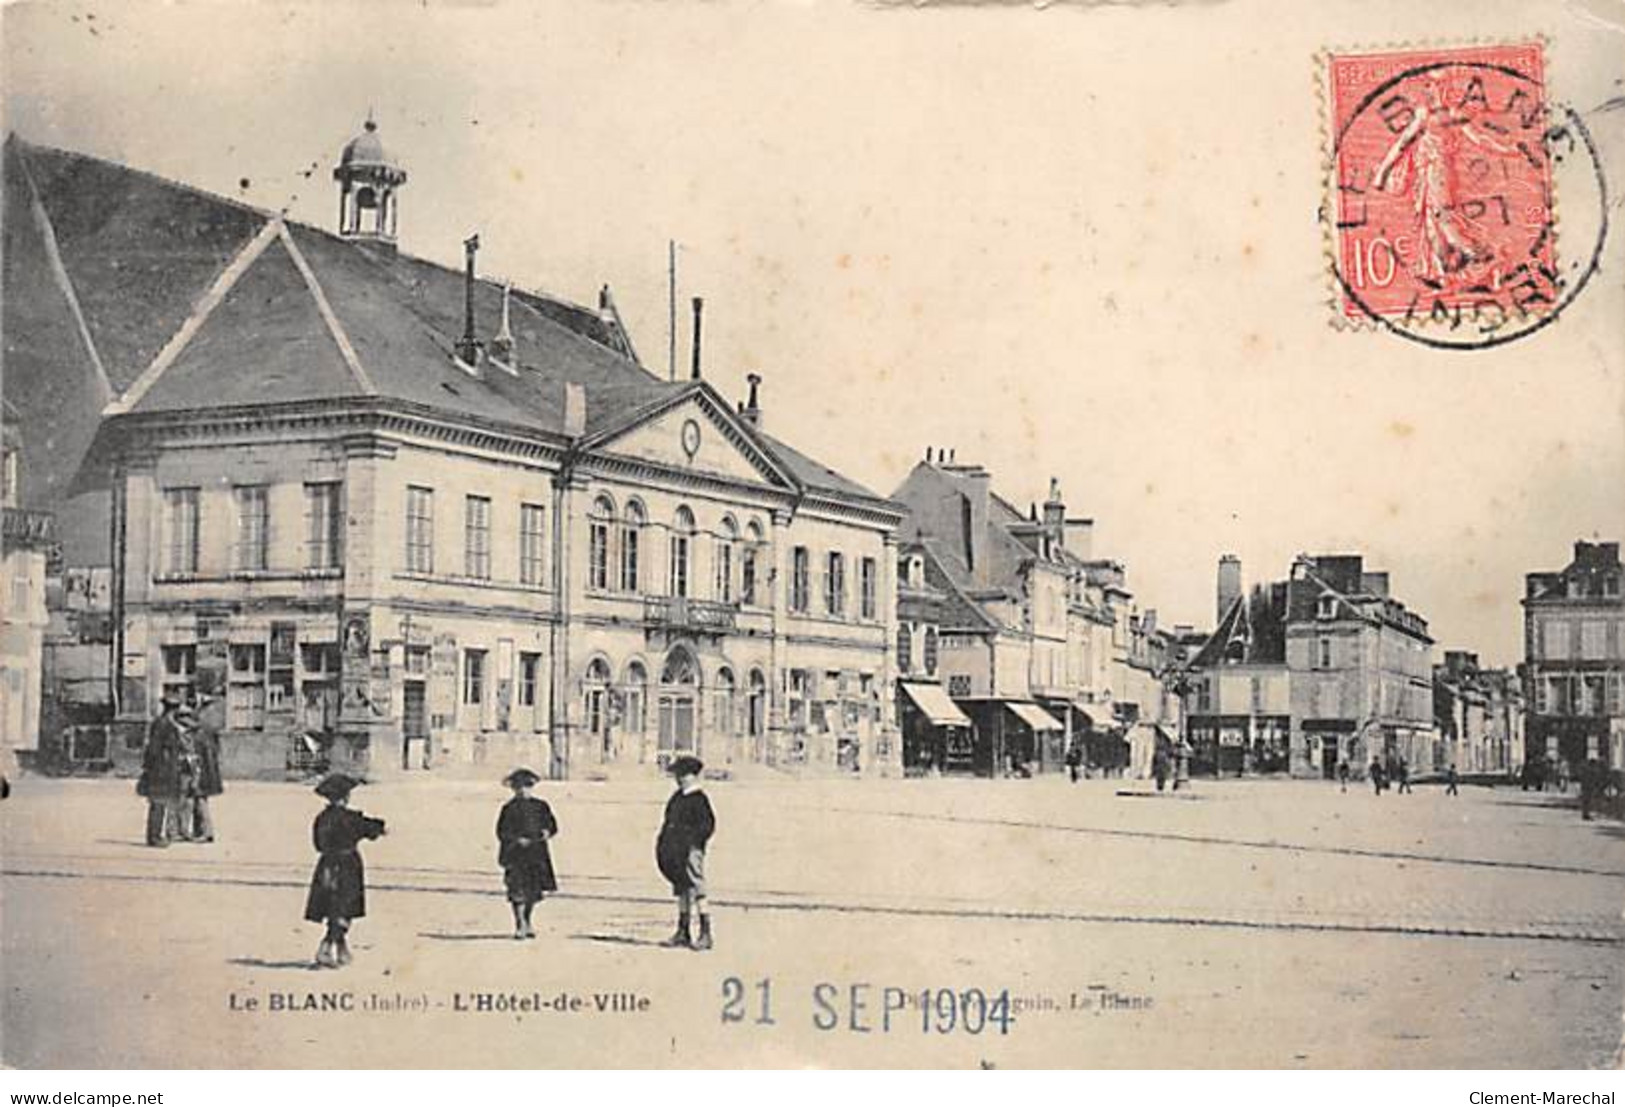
[5,0,1623,666]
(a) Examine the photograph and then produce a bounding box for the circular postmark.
[1327,50,1609,350]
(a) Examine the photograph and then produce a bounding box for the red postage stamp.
[1326,42,1558,335]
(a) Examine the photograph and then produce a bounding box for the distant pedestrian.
[1337,760,1350,793]
[1578,757,1605,821]
[656,756,716,951]
[1395,758,1412,794]
[179,696,224,842]
[496,767,558,940]
[1152,748,1170,793]
[1445,763,1459,796]
[1065,740,1083,784]
[304,773,386,969]
[1369,757,1386,795]
[137,692,187,847]
[1556,758,1571,794]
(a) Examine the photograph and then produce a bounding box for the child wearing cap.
[304,773,387,968]
[496,767,559,940]
[655,756,716,950]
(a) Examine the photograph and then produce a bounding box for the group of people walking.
[136,691,223,846]
[298,754,718,969]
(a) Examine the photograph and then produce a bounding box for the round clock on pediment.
[681,418,702,461]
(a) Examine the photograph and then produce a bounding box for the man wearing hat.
[655,755,717,950]
[137,692,187,847]
[304,773,387,968]
[495,767,559,939]
[178,694,225,842]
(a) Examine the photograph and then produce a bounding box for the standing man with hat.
[304,773,387,968]
[655,756,717,950]
[137,692,187,847]
[180,694,225,842]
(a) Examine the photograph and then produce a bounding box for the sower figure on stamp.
[137,692,187,847]
[496,767,558,940]
[304,773,386,968]
[656,756,716,951]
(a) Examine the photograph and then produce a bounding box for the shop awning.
[900,682,972,727]
[1007,701,1064,732]
[1076,703,1114,728]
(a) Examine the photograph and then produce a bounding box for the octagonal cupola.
[333,114,407,243]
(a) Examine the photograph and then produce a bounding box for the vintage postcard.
[1,0,1622,1071]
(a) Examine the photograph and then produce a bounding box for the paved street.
[3,774,1621,1068]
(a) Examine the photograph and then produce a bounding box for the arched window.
[715,516,738,603]
[747,668,767,740]
[741,521,764,606]
[657,648,699,758]
[620,501,645,593]
[584,658,611,744]
[588,495,615,592]
[623,660,648,736]
[669,506,694,598]
[713,666,736,738]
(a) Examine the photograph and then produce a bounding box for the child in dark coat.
[496,767,558,939]
[656,756,716,951]
[304,773,386,969]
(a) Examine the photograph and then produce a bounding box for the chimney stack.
[1217,554,1242,624]
[456,233,482,370]
[491,282,515,363]
[690,296,704,381]
[740,373,762,429]
[563,382,587,438]
[1042,477,1065,549]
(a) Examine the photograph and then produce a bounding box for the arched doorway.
[583,657,612,761]
[657,647,700,763]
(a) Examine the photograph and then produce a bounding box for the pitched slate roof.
[5,134,887,511]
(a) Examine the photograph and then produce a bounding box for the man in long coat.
[138,694,187,847]
[180,696,225,841]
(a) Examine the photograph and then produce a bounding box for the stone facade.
[1522,540,1624,773]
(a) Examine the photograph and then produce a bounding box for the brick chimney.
[738,373,763,430]
[1217,554,1242,623]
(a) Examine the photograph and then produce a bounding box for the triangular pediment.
[589,388,796,490]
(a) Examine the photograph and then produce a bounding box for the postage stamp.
[1324,41,1605,348]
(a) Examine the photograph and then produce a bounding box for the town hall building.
[6,121,902,780]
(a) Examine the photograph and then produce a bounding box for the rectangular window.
[896,622,913,674]
[228,643,267,731]
[618,520,640,592]
[1250,676,1264,715]
[405,486,435,573]
[669,532,690,598]
[464,495,492,579]
[741,547,758,606]
[233,485,269,571]
[519,651,541,708]
[589,517,610,591]
[948,674,972,698]
[715,541,733,603]
[164,488,200,575]
[1543,620,1571,661]
[825,552,846,617]
[1580,621,1609,660]
[520,504,546,586]
[304,482,343,570]
[463,649,487,705]
[791,546,810,612]
[860,557,877,621]
[1317,637,1332,669]
[161,644,197,704]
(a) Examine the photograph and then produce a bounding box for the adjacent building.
[1522,540,1624,772]
[1186,553,1435,777]
[1,404,56,767]
[6,126,902,780]
[1432,651,1526,777]
[890,452,1176,776]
